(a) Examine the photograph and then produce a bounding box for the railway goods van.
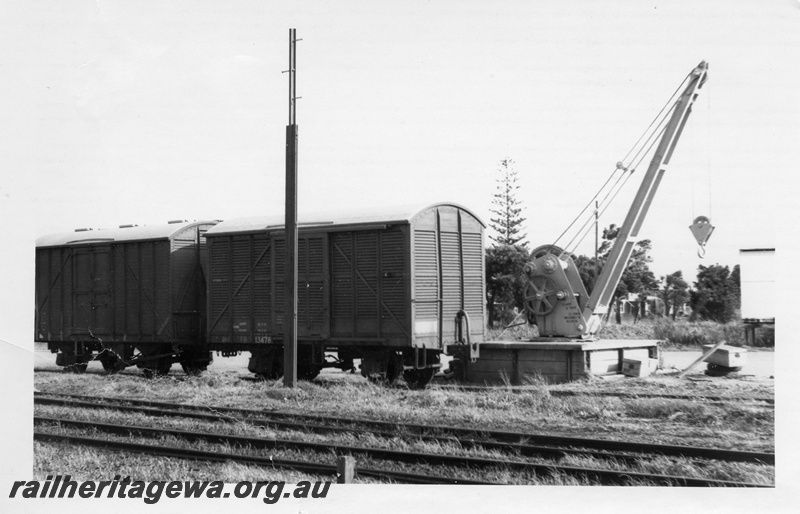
[35,221,217,375]
[204,203,485,388]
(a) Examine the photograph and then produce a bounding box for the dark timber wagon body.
[204,203,485,386]
[35,221,217,374]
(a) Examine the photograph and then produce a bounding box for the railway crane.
[522,61,709,340]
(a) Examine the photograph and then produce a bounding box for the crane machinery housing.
[452,61,709,383]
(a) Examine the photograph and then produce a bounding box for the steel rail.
[33,431,492,485]
[549,390,774,405]
[35,392,775,465]
[433,385,775,406]
[34,368,139,376]
[35,416,770,487]
[34,396,642,465]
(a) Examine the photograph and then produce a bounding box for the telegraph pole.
[283,28,299,388]
[594,200,599,280]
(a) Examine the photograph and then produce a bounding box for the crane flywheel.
[523,245,569,322]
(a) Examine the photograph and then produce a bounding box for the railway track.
[433,384,775,406]
[34,432,491,485]
[35,394,774,464]
[550,390,774,406]
[35,392,774,486]
[34,416,767,487]
[32,396,653,466]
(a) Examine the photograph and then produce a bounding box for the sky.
[3,2,796,276]
[1,0,798,510]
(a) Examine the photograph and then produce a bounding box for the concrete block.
[701,344,747,368]
[621,358,659,377]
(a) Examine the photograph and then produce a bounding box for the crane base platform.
[462,339,661,385]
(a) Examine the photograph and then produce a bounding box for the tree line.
[485,159,740,328]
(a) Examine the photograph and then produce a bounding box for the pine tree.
[485,244,531,327]
[488,159,528,247]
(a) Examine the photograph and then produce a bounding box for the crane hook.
[689,216,714,259]
[697,246,706,258]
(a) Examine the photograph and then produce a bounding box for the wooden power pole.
[283,28,299,388]
[594,200,599,280]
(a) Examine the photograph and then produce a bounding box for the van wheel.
[99,350,122,374]
[181,362,208,376]
[403,368,435,389]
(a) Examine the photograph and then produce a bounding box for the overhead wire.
[619,72,690,164]
[560,170,630,254]
[706,79,712,219]
[565,121,669,256]
[692,77,713,221]
[554,73,686,258]
[560,118,666,256]
[551,73,690,255]
[549,167,625,251]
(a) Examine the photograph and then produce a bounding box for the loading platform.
[462,339,660,385]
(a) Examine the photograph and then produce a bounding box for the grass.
[34,371,774,443]
[488,316,775,349]
[35,414,773,486]
[33,415,578,485]
[33,441,335,484]
[33,364,774,485]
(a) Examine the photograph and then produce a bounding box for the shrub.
[486,323,538,341]
[653,320,717,347]
[485,245,531,327]
[485,315,773,348]
[596,321,656,340]
[591,318,774,349]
